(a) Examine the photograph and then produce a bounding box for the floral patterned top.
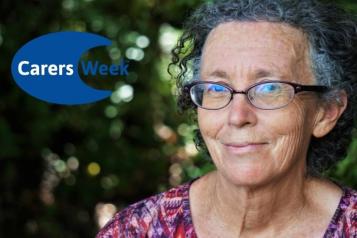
[96,178,356,238]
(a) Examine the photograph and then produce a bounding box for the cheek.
[197,109,225,139]
[266,100,316,167]
[268,104,306,138]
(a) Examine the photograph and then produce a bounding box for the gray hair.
[169,0,357,175]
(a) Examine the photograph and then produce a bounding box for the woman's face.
[198,22,323,186]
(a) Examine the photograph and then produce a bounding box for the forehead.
[201,21,312,83]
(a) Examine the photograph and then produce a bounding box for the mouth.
[222,142,268,154]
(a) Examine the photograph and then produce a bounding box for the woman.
[97,0,356,237]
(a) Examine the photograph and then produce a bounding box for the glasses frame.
[184,80,329,110]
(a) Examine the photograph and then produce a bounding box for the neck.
[206,166,311,234]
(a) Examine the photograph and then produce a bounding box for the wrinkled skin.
[190,22,347,237]
[198,21,341,187]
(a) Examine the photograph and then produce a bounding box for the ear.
[312,90,348,138]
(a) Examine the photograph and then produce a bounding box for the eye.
[256,83,282,94]
[206,84,229,93]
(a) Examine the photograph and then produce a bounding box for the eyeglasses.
[185,80,329,110]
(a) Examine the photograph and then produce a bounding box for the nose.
[227,93,258,128]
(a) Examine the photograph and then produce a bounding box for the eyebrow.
[208,70,229,79]
[254,69,279,79]
[207,69,285,80]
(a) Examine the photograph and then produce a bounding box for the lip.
[223,142,268,154]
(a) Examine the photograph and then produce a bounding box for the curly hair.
[168,0,357,175]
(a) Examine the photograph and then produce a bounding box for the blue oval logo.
[11,32,114,105]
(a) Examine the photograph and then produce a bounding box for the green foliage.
[0,0,356,237]
[327,134,357,187]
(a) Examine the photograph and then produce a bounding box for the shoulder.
[96,181,194,238]
[325,187,357,237]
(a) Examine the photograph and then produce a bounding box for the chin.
[218,162,276,188]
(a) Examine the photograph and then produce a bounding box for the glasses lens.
[190,83,231,109]
[247,82,295,109]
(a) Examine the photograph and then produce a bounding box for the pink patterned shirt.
[97,179,357,238]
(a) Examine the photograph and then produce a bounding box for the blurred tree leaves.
[0,0,356,237]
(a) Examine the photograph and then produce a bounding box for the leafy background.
[0,0,356,237]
